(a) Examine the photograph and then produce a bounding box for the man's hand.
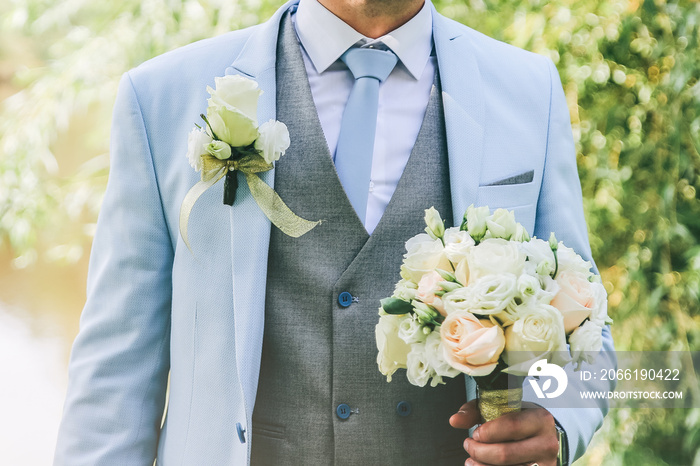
[449,400,560,466]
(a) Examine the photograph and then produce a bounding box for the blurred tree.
[0,0,698,463]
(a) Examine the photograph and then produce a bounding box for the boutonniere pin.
[179,75,320,250]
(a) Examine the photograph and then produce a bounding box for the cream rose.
[416,271,446,316]
[550,271,597,332]
[376,313,411,381]
[503,303,569,375]
[400,234,451,283]
[440,311,505,376]
[569,320,604,369]
[255,120,290,164]
[186,127,212,171]
[443,227,475,263]
[466,238,526,282]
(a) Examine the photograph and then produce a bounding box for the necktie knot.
[341,47,398,83]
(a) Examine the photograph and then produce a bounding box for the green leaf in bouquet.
[380,297,413,315]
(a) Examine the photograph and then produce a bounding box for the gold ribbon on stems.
[179,154,321,251]
[478,387,523,422]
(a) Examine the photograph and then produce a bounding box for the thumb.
[449,400,481,430]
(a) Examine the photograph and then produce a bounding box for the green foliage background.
[1,0,698,464]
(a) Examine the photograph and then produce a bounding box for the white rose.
[400,233,451,283]
[443,227,475,263]
[442,274,518,319]
[206,75,261,147]
[376,313,411,381]
[186,127,212,171]
[466,238,526,282]
[398,315,428,345]
[569,320,603,370]
[255,120,290,164]
[465,204,490,240]
[557,244,594,277]
[503,302,569,375]
[520,238,556,277]
[485,208,517,240]
[424,331,461,378]
[207,75,260,122]
[406,344,439,387]
[206,140,232,160]
[392,278,418,302]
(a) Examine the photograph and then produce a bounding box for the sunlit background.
[1,0,699,464]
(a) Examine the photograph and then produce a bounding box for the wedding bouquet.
[376,206,611,421]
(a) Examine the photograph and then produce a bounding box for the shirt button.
[336,403,351,420]
[396,401,411,417]
[338,292,353,308]
[236,422,246,443]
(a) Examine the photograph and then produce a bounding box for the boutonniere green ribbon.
[179,75,321,251]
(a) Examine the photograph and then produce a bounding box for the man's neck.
[317,0,425,38]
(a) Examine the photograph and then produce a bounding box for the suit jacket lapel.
[432,7,484,402]
[223,0,296,421]
[432,7,485,228]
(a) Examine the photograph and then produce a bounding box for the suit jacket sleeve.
[54,72,172,465]
[522,57,616,465]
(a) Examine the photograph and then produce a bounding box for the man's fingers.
[473,406,555,443]
[464,433,559,466]
[450,400,481,429]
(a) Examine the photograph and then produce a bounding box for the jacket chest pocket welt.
[475,181,538,235]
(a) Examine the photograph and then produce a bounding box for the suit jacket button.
[396,401,411,417]
[336,403,351,419]
[236,422,246,443]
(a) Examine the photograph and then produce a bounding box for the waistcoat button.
[338,292,353,307]
[396,401,412,416]
[336,403,351,419]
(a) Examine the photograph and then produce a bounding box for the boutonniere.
[179,75,320,250]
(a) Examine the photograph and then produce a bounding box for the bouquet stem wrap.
[477,386,523,423]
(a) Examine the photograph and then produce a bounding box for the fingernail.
[463,438,470,453]
[458,408,468,414]
[465,459,474,466]
[473,429,480,441]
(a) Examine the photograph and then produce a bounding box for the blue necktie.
[334,47,398,224]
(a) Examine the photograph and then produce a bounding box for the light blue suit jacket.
[55,1,614,464]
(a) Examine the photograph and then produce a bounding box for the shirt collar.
[294,0,433,80]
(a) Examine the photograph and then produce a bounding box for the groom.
[55,0,614,464]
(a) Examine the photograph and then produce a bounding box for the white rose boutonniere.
[179,74,320,251]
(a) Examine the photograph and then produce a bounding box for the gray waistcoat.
[252,14,467,465]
